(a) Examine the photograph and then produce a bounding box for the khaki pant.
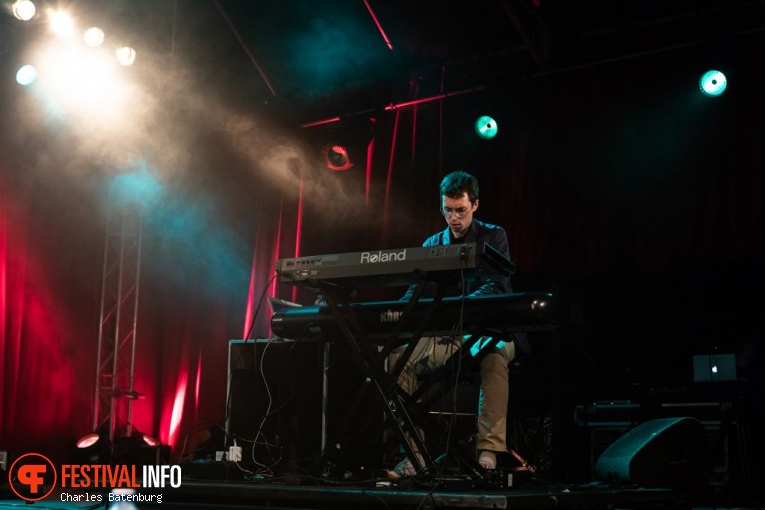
[388,336,515,453]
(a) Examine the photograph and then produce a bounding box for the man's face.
[441,192,478,238]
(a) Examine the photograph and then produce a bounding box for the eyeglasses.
[440,205,472,219]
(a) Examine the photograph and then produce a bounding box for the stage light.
[12,0,36,21]
[699,70,727,97]
[112,432,169,465]
[75,432,111,463]
[116,46,136,66]
[35,41,131,118]
[475,115,498,140]
[49,11,74,36]
[76,433,101,448]
[15,64,37,86]
[324,145,354,171]
[84,27,105,48]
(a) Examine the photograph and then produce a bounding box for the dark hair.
[439,170,479,203]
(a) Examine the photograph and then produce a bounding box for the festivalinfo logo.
[8,452,178,503]
[360,248,407,263]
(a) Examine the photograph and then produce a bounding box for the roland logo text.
[360,249,407,263]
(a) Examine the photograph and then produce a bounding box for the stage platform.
[0,475,742,510]
[142,479,697,510]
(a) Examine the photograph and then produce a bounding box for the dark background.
[1,0,764,486]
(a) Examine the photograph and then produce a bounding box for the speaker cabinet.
[226,339,374,474]
[227,339,333,474]
[594,417,709,490]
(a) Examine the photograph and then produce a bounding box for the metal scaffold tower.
[92,203,143,444]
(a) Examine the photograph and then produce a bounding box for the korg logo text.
[380,310,403,323]
[360,249,407,263]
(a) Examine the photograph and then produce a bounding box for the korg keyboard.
[270,292,555,342]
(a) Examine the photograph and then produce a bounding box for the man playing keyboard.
[387,170,529,478]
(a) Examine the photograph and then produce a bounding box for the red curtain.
[0,167,98,461]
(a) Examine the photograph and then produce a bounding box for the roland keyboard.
[275,242,516,289]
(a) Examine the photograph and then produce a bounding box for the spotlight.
[116,46,136,66]
[84,27,105,48]
[474,115,498,140]
[699,70,727,97]
[12,0,36,21]
[112,432,168,465]
[76,433,101,449]
[324,145,354,171]
[49,11,74,36]
[74,432,111,463]
[15,65,37,86]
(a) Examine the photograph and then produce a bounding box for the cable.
[442,263,468,466]
[174,272,278,469]
[239,316,322,475]
[242,271,278,343]
[244,337,277,475]
[173,421,229,464]
[221,272,278,441]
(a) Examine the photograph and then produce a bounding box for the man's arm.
[469,226,512,296]
[473,225,532,354]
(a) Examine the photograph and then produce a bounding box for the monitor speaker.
[594,417,709,490]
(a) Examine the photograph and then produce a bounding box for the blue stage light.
[474,115,498,140]
[699,70,727,97]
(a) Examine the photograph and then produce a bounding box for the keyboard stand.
[314,277,446,476]
[313,277,523,479]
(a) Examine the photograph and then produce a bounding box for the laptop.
[692,353,737,383]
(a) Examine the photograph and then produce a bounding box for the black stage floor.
[2,475,761,510]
